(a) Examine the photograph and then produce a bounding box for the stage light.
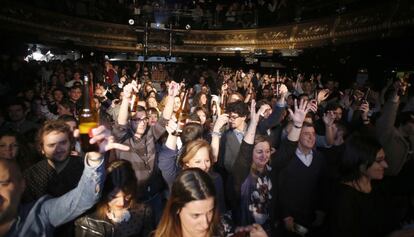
[32,51,44,61]
[156,23,161,28]
[185,24,191,30]
[46,51,54,57]
[128,19,135,25]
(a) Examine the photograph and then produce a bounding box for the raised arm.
[41,126,130,227]
[211,114,229,163]
[118,82,139,125]
[376,83,401,140]
[151,81,180,140]
[158,120,180,189]
[323,110,336,146]
[376,81,408,175]
[161,81,180,120]
[287,99,310,142]
[272,99,312,170]
[232,100,268,193]
[244,100,268,144]
[258,85,288,133]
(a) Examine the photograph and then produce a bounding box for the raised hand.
[393,80,408,96]
[307,99,318,113]
[258,103,271,118]
[317,89,330,104]
[288,99,309,126]
[249,99,257,120]
[213,114,229,133]
[122,82,139,99]
[85,126,130,153]
[323,110,336,127]
[168,81,180,97]
[166,119,178,135]
[276,83,288,98]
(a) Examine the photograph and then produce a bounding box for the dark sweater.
[329,184,383,237]
[23,156,84,203]
[277,147,325,227]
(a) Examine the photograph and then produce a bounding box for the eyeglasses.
[131,117,148,123]
[229,114,240,120]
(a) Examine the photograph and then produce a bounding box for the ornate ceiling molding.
[1,1,413,55]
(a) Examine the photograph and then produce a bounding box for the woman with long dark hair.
[154,168,221,237]
[329,134,393,237]
[75,160,154,237]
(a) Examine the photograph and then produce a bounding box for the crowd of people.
[1,56,414,237]
[18,0,355,29]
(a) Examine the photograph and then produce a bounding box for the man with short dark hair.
[276,101,327,235]
[65,71,83,88]
[23,120,83,203]
[0,126,129,237]
[113,80,179,221]
[68,85,82,117]
[1,99,39,135]
[218,101,249,173]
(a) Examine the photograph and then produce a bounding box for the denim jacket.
[6,158,105,237]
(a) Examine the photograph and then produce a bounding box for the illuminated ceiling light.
[128,19,135,25]
[32,52,44,61]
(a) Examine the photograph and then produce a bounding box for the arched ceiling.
[1,0,413,55]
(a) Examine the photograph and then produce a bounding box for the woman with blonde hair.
[158,121,226,212]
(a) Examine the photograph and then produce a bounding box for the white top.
[295,148,313,167]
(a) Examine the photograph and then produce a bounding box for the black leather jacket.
[75,215,115,237]
[74,204,153,237]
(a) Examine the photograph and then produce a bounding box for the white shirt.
[295,148,313,167]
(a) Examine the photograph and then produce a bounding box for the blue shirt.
[5,158,105,237]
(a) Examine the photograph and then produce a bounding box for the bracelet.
[293,124,303,129]
[212,131,222,137]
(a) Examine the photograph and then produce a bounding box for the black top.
[23,156,84,203]
[329,183,385,237]
[277,144,326,227]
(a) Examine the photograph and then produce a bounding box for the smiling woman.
[329,134,391,237]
